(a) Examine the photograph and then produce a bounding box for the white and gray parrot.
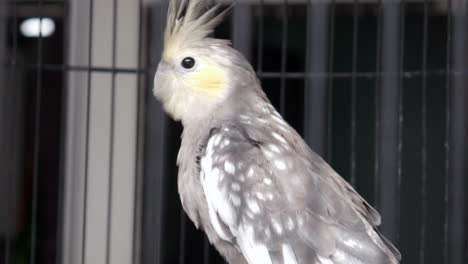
[153,0,401,263]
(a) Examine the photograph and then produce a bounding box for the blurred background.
[0,0,467,263]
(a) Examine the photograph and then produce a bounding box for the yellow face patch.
[187,64,225,96]
[163,48,176,62]
[162,34,183,61]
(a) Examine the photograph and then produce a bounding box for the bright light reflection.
[20,17,55,38]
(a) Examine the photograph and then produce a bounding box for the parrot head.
[153,0,255,123]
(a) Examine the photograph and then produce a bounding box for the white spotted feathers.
[193,105,400,264]
[199,119,305,264]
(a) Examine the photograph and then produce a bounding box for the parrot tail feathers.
[327,226,401,264]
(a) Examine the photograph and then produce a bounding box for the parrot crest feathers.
[163,0,231,60]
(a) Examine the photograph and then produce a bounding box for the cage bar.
[279,0,288,115]
[396,0,405,246]
[447,4,467,264]
[232,3,252,61]
[178,213,187,264]
[141,2,168,264]
[0,0,7,260]
[350,0,359,186]
[326,0,336,162]
[56,0,70,262]
[377,0,402,244]
[304,0,330,158]
[4,63,462,78]
[418,0,429,263]
[82,0,94,262]
[105,0,118,263]
[0,1,21,263]
[30,1,45,263]
[132,0,145,263]
[443,0,452,262]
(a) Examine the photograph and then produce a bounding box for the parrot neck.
[181,87,266,130]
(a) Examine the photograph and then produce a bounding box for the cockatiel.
[153,0,401,263]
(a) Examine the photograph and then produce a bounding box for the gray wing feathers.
[201,121,400,264]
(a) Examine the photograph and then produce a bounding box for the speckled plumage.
[153,0,401,263]
[176,85,400,264]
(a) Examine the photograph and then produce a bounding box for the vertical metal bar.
[396,0,405,247]
[4,1,18,263]
[0,2,7,260]
[378,0,402,243]
[326,0,335,163]
[178,214,186,264]
[374,0,383,211]
[232,3,252,61]
[105,0,118,262]
[4,185,9,263]
[31,1,45,263]
[279,0,288,115]
[1,74,11,264]
[0,0,6,171]
[350,0,359,186]
[443,0,452,262]
[82,0,95,262]
[203,237,210,264]
[256,0,264,74]
[132,0,144,262]
[0,0,6,255]
[57,0,71,263]
[447,3,467,264]
[304,0,330,158]
[419,1,429,263]
[142,2,167,264]
[203,230,210,261]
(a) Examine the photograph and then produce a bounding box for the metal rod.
[279,0,288,115]
[4,0,18,262]
[447,3,467,264]
[396,0,405,247]
[377,0,402,244]
[0,0,6,257]
[132,0,145,262]
[443,0,452,262]
[232,3,252,61]
[56,0,70,262]
[105,0,118,262]
[350,0,359,186]
[256,0,264,74]
[142,2,168,263]
[304,0,330,158]
[418,0,429,262]
[326,0,336,163]
[30,1,45,263]
[82,0,95,262]
[374,0,383,210]
[203,237,210,264]
[7,0,64,4]
[0,63,150,73]
[1,62,464,78]
[178,214,187,264]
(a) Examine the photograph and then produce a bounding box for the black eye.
[181,57,195,69]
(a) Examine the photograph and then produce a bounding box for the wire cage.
[0,0,467,264]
